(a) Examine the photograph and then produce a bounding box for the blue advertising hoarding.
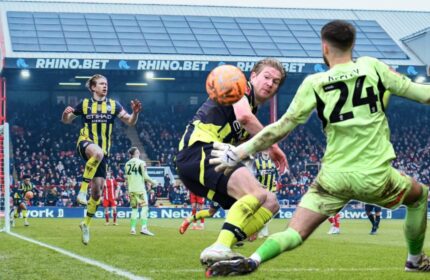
[5,57,428,76]
[25,206,430,220]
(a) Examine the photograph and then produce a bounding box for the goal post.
[0,122,10,233]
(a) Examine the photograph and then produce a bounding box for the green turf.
[0,218,429,280]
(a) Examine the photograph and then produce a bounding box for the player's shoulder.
[107,97,118,103]
[297,72,325,92]
[356,56,379,63]
[73,98,86,108]
[355,56,383,69]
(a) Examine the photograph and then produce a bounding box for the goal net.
[0,123,10,233]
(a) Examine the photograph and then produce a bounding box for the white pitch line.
[7,231,150,280]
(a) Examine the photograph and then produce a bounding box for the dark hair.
[251,58,287,85]
[85,74,106,93]
[22,174,31,180]
[128,147,138,157]
[321,20,356,51]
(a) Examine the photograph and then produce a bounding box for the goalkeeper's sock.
[216,195,261,248]
[131,208,138,230]
[14,208,19,219]
[83,197,99,226]
[404,185,428,255]
[251,227,303,264]
[80,157,101,193]
[141,206,148,228]
[22,209,28,219]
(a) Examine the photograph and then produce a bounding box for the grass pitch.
[0,218,429,280]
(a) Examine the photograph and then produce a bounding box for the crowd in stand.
[9,98,430,208]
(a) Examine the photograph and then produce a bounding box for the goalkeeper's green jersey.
[124,158,147,193]
[285,56,412,172]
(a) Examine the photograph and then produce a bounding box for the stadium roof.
[6,12,408,60]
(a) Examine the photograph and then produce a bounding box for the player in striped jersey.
[103,171,119,226]
[10,174,37,227]
[62,74,141,245]
[254,152,278,193]
[253,152,278,238]
[176,58,288,266]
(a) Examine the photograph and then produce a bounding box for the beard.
[323,54,330,67]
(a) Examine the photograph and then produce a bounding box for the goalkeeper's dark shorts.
[176,141,244,210]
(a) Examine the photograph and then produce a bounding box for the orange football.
[206,65,247,106]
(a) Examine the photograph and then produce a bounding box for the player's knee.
[93,150,104,161]
[247,188,267,204]
[92,193,101,201]
[265,192,280,213]
[404,180,428,207]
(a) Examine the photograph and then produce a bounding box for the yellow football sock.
[22,209,28,219]
[195,209,211,221]
[243,206,273,236]
[216,194,261,247]
[83,197,100,226]
[80,157,101,193]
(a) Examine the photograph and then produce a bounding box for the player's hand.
[209,142,242,174]
[63,106,74,114]
[131,99,142,113]
[268,144,289,175]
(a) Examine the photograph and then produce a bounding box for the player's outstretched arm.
[120,99,142,126]
[402,83,430,105]
[375,58,430,104]
[209,114,297,173]
[61,106,77,124]
[233,97,288,172]
[233,97,265,136]
[240,113,297,159]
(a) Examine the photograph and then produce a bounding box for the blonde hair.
[85,74,106,93]
[251,58,287,85]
